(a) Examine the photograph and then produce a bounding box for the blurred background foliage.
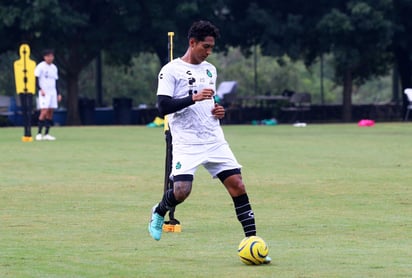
[1,47,392,108]
[0,0,407,123]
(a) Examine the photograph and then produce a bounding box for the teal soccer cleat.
[148,205,164,241]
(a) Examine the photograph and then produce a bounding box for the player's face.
[44,53,54,64]
[191,36,215,64]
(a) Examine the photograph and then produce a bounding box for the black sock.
[155,189,181,217]
[38,120,44,134]
[233,194,256,237]
[45,119,51,134]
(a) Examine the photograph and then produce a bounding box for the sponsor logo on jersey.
[188,77,196,85]
[188,77,197,95]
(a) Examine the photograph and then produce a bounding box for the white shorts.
[171,142,242,179]
[38,90,58,109]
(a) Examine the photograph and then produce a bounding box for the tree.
[218,0,394,122]
[0,0,402,123]
[0,1,148,124]
[392,0,412,117]
[316,1,393,121]
[0,0,231,124]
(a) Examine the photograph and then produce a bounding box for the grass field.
[0,123,411,278]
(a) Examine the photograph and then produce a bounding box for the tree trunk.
[342,68,353,122]
[155,47,168,67]
[394,47,412,118]
[392,65,400,105]
[66,72,81,125]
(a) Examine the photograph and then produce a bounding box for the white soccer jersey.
[34,61,58,93]
[157,58,226,145]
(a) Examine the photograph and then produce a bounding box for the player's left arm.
[55,66,62,102]
[210,66,224,119]
[56,79,62,102]
[211,103,225,119]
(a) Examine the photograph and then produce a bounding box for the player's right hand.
[192,88,214,102]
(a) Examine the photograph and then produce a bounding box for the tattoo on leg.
[173,181,192,201]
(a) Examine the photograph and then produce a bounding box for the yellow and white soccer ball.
[238,236,269,265]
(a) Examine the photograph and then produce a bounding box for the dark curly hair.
[187,20,220,41]
[42,49,54,56]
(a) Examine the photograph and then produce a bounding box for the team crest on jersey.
[175,162,182,170]
[206,69,212,77]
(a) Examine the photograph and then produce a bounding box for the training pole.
[162,32,181,233]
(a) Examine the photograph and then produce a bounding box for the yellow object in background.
[163,32,174,133]
[153,116,164,126]
[147,116,164,127]
[13,44,37,141]
[13,44,36,94]
[163,115,169,131]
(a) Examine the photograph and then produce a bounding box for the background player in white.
[148,20,270,263]
[35,49,61,141]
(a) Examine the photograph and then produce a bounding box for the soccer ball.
[238,236,269,265]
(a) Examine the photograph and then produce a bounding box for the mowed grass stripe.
[0,124,411,277]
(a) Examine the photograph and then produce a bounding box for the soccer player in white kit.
[148,20,270,263]
[34,49,61,141]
